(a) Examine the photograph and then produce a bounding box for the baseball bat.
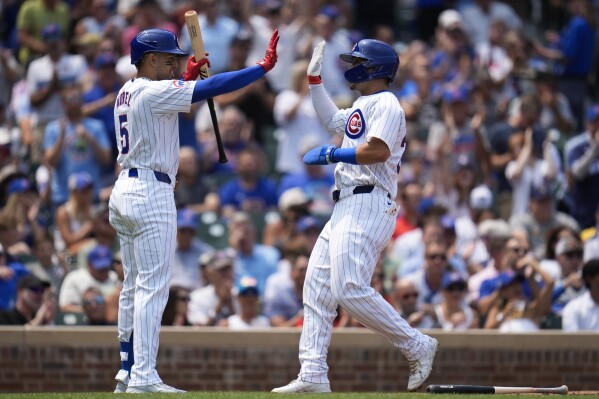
[426,384,568,395]
[184,10,228,164]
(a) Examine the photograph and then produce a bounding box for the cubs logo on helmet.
[345,109,365,139]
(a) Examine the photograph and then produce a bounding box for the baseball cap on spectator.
[41,24,63,41]
[318,4,340,20]
[278,187,309,212]
[441,272,467,290]
[453,153,474,171]
[440,215,455,232]
[68,172,93,191]
[478,219,511,240]
[74,32,102,47]
[586,103,599,122]
[438,9,463,30]
[443,87,469,104]
[88,244,113,270]
[204,250,235,271]
[95,52,117,68]
[530,182,553,201]
[297,216,324,234]
[470,185,493,210]
[177,208,198,230]
[17,274,50,291]
[237,275,259,296]
[555,237,582,257]
[7,177,32,195]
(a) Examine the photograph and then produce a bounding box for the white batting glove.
[307,40,325,84]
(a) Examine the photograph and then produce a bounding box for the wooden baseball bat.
[426,384,568,395]
[184,10,228,164]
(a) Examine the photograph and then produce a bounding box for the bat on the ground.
[184,10,228,164]
[426,384,568,395]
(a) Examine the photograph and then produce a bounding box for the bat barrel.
[427,385,495,394]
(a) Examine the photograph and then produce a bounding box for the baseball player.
[109,28,279,393]
[272,40,438,394]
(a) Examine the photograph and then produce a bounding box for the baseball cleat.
[271,379,332,393]
[113,369,129,393]
[126,382,186,393]
[407,337,438,391]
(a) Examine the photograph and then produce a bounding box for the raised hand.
[182,54,210,81]
[258,29,279,72]
[307,41,325,84]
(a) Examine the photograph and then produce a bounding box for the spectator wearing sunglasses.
[405,240,453,307]
[162,286,191,326]
[392,278,435,329]
[433,272,479,330]
[82,286,110,325]
[541,237,586,318]
[0,274,55,325]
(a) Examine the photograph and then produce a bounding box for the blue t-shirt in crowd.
[43,117,110,205]
[234,244,280,299]
[83,83,120,150]
[219,177,278,210]
[558,16,595,77]
[0,263,30,310]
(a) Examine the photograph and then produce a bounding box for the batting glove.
[307,41,325,84]
[303,144,337,165]
[257,29,279,72]
[182,54,210,81]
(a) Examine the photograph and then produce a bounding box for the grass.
[0,393,592,399]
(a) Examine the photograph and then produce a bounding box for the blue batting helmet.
[130,28,188,65]
[339,39,399,84]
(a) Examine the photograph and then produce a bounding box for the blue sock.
[119,333,134,375]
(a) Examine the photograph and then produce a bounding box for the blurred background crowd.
[0,0,599,332]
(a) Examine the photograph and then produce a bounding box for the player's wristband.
[308,75,322,84]
[330,147,358,164]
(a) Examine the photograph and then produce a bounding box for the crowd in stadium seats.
[0,0,599,331]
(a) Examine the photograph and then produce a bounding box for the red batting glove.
[182,54,210,81]
[257,29,279,72]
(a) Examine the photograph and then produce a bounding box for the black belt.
[332,185,389,202]
[128,168,172,185]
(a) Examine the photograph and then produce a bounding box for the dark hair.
[582,259,599,289]
[544,225,579,260]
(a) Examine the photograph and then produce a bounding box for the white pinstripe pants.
[298,190,430,383]
[109,172,176,387]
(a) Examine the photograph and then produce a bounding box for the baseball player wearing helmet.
[110,28,279,394]
[272,39,438,394]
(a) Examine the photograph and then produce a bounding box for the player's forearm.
[191,65,265,103]
[309,83,340,129]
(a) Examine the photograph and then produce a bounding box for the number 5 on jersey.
[119,114,130,154]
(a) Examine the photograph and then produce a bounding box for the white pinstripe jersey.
[325,91,406,200]
[113,78,195,176]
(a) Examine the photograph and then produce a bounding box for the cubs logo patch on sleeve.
[345,109,365,139]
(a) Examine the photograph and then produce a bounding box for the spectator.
[81,286,110,325]
[219,149,278,218]
[264,243,308,327]
[218,275,270,329]
[564,104,599,230]
[532,0,596,131]
[483,263,554,332]
[509,182,579,259]
[25,232,67,291]
[434,272,479,330]
[16,0,70,64]
[392,181,422,240]
[0,274,55,325]
[0,242,30,310]
[75,201,118,268]
[188,250,236,326]
[53,172,96,256]
[174,146,219,213]
[433,153,478,219]
[76,0,126,38]
[104,251,123,325]
[459,0,522,45]
[392,278,435,329]
[179,0,239,74]
[405,240,452,306]
[162,286,191,326]
[28,25,87,166]
[541,236,586,317]
[562,259,599,331]
[171,208,214,291]
[274,59,332,175]
[295,216,325,252]
[42,84,111,208]
[226,211,279,298]
[540,224,580,269]
[262,187,310,249]
[505,127,561,218]
[58,244,119,313]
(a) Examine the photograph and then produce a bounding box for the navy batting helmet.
[339,39,399,84]
[130,29,188,65]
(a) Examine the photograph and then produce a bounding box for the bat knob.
[218,156,228,164]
